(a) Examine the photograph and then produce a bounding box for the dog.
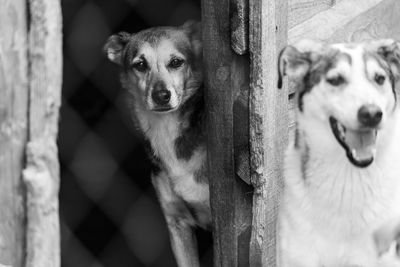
[104,21,209,267]
[277,39,400,267]
[374,216,400,259]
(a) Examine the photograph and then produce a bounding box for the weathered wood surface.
[288,0,339,29]
[249,0,289,266]
[0,1,29,266]
[203,0,253,266]
[231,0,249,55]
[23,0,63,266]
[289,0,384,43]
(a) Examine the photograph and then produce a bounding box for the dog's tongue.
[345,130,377,161]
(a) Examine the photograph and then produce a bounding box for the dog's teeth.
[351,149,358,159]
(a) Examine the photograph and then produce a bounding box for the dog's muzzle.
[329,117,378,168]
[150,81,175,112]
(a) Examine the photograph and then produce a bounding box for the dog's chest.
[281,142,400,266]
[140,112,208,204]
[286,152,400,229]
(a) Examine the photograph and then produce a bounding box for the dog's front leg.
[164,216,200,267]
[152,172,200,267]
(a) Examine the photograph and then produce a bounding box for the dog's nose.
[357,104,383,127]
[152,89,171,105]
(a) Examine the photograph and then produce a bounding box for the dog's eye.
[374,74,385,85]
[168,58,185,69]
[132,61,148,72]
[326,75,345,86]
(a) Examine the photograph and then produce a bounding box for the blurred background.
[59,0,212,266]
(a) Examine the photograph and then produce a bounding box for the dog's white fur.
[136,109,209,209]
[279,40,400,267]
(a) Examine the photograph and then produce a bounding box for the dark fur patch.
[143,139,162,176]
[168,197,210,229]
[174,87,205,160]
[122,41,138,72]
[298,50,349,111]
[365,51,397,102]
[182,198,199,223]
[120,28,172,71]
[301,144,310,181]
[294,122,300,149]
[193,165,208,184]
[175,40,195,65]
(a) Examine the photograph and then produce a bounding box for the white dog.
[278,39,400,267]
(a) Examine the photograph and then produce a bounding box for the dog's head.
[104,21,202,113]
[278,39,400,168]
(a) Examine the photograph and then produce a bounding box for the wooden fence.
[0,0,62,266]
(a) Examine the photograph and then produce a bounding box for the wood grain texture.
[249,0,288,266]
[23,0,62,266]
[326,0,400,43]
[231,0,249,55]
[202,0,253,266]
[289,0,383,43]
[289,0,338,29]
[0,1,29,266]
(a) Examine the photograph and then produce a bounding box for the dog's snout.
[152,82,171,105]
[357,104,383,128]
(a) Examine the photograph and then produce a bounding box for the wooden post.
[248,0,288,266]
[0,1,29,266]
[0,0,62,266]
[203,0,253,266]
[23,0,63,266]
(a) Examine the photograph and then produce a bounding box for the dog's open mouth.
[152,105,179,113]
[329,117,377,168]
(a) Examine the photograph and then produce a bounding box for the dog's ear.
[182,21,202,60]
[372,39,400,81]
[104,32,131,65]
[278,46,311,89]
[277,40,324,89]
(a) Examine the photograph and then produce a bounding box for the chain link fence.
[59,0,212,266]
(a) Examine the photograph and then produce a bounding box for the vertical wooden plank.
[202,2,236,264]
[249,0,288,266]
[203,1,252,266]
[23,0,63,266]
[231,0,249,55]
[0,1,29,266]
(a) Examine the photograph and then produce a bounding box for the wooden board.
[202,1,253,266]
[23,1,62,266]
[0,1,29,266]
[248,0,289,266]
[289,0,339,29]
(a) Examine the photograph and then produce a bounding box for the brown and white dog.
[104,22,209,267]
[278,39,400,267]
